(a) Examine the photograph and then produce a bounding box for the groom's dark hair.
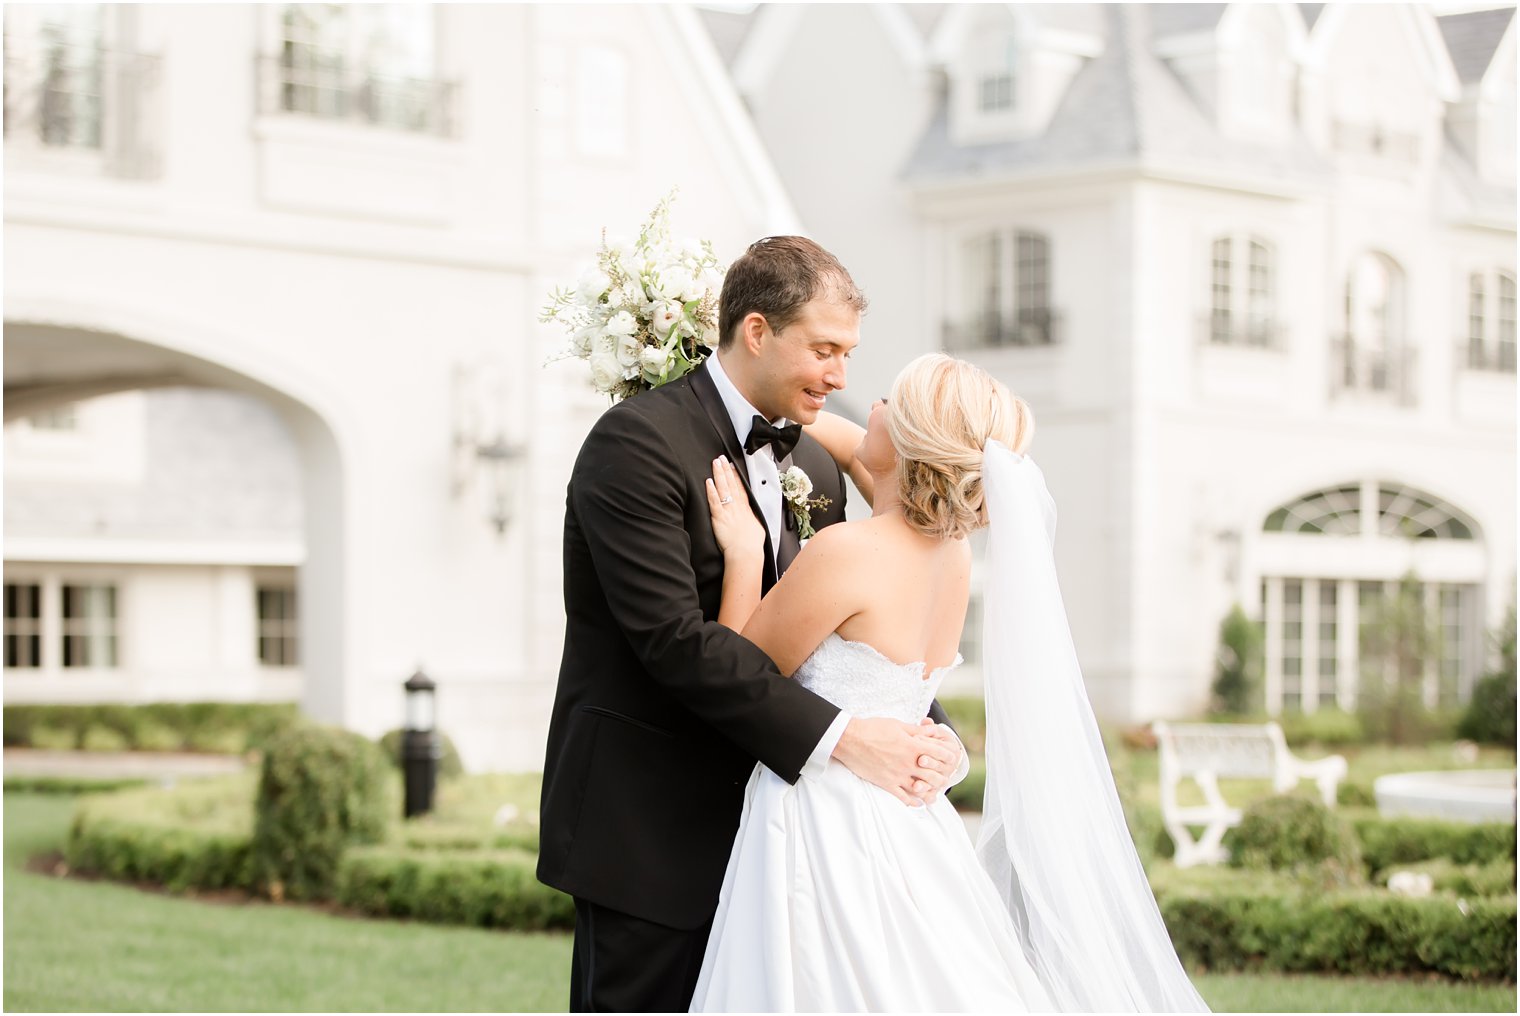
[718,236,867,350]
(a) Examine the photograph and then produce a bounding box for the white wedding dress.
[689,632,1054,1013]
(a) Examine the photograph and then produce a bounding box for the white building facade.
[6,3,1513,767]
[3,2,799,770]
[706,2,1516,720]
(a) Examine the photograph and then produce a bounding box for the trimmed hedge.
[1229,795,1362,876]
[5,776,147,795]
[252,724,389,901]
[335,848,574,930]
[1160,890,1516,980]
[4,702,299,753]
[66,815,257,893]
[64,776,258,892]
[1379,857,1518,898]
[1354,815,1518,874]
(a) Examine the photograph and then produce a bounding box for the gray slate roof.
[903,5,1328,185]
[1437,7,1515,84]
[696,6,757,68]
[1149,3,1229,39]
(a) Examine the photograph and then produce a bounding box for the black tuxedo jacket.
[537,364,850,929]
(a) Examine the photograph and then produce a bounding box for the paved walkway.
[4,748,248,780]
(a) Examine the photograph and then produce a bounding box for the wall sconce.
[451,362,525,536]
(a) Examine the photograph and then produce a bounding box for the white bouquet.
[542,192,725,403]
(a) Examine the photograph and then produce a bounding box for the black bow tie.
[744,415,802,460]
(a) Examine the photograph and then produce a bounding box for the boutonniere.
[780,466,832,541]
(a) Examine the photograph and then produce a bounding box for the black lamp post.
[402,667,441,818]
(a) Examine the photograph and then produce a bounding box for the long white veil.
[975,440,1209,1012]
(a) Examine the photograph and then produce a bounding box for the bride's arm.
[803,411,874,506]
[705,458,764,632]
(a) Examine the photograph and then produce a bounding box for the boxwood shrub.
[1160,890,1516,980]
[1353,816,1517,874]
[335,848,573,930]
[251,724,390,901]
[1229,795,1362,876]
[4,702,299,753]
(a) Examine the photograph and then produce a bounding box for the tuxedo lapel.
[775,452,802,574]
[688,365,779,589]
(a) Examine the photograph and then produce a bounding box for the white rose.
[781,466,812,500]
[640,345,670,376]
[604,310,637,337]
[575,268,610,306]
[650,301,680,337]
[658,269,693,302]
[589,347,624,392]
[572,326,598,356]
[699,322,720,349]
[616,332,643,369]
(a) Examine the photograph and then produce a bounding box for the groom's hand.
[833,717,961,808]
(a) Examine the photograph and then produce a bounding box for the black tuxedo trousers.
[538,366,950,1011]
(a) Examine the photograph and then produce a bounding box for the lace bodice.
[793,633,962,723]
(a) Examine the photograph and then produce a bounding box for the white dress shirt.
[704,354,848,777]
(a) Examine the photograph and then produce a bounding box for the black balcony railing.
[1197,312,1284,350]
[942,308,1061,351]
[255,55,459,138]
[1330,336,1416,406]
[2,45,161,177]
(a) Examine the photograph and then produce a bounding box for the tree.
[1357,571,1443,745]
[1457,602,1517,746]
[1212,603,1263,715]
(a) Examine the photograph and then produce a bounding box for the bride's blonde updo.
[886,354,1033,540]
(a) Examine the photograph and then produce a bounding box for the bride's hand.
[706,457,764,558]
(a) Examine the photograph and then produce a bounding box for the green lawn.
[5,791,1515,1013]
[3,793,569,1012]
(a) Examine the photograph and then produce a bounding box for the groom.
[539,236,965,1012]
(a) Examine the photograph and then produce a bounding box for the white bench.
[1150,721,1349,868]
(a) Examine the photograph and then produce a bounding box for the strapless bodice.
[793,632,962,723]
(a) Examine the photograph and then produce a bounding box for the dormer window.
[972,33,1017,116]
[978,71,1013,113]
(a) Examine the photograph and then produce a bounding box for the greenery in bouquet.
[542,192,725,402]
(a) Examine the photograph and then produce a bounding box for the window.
[1279,580,1303,712]
[257,586,299,667]
[1499,272,1516,372]
[2,4,160,177]
[1318,582,1338,708]
[4,584,42,669]
[978,73,1013,112]
[27,406,78,431]
[269,4,452,136]
[1337,252,1408,398]
[1264,482,1473,540]
[1463,270,1516,373]
[61,583,117,668]
[947,229,1055,349]
[1210,238,1232,343]
[1438,585,1469,707]
[1263,484,1362,536]
[1205,235,1275,347]
[1468,273,1487,369]
[973,32,1016,114]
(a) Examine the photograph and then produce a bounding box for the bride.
[690,353,1208,1012]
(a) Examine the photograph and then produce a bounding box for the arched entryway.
[1253,478,1487,714]
[4,305,350,726]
